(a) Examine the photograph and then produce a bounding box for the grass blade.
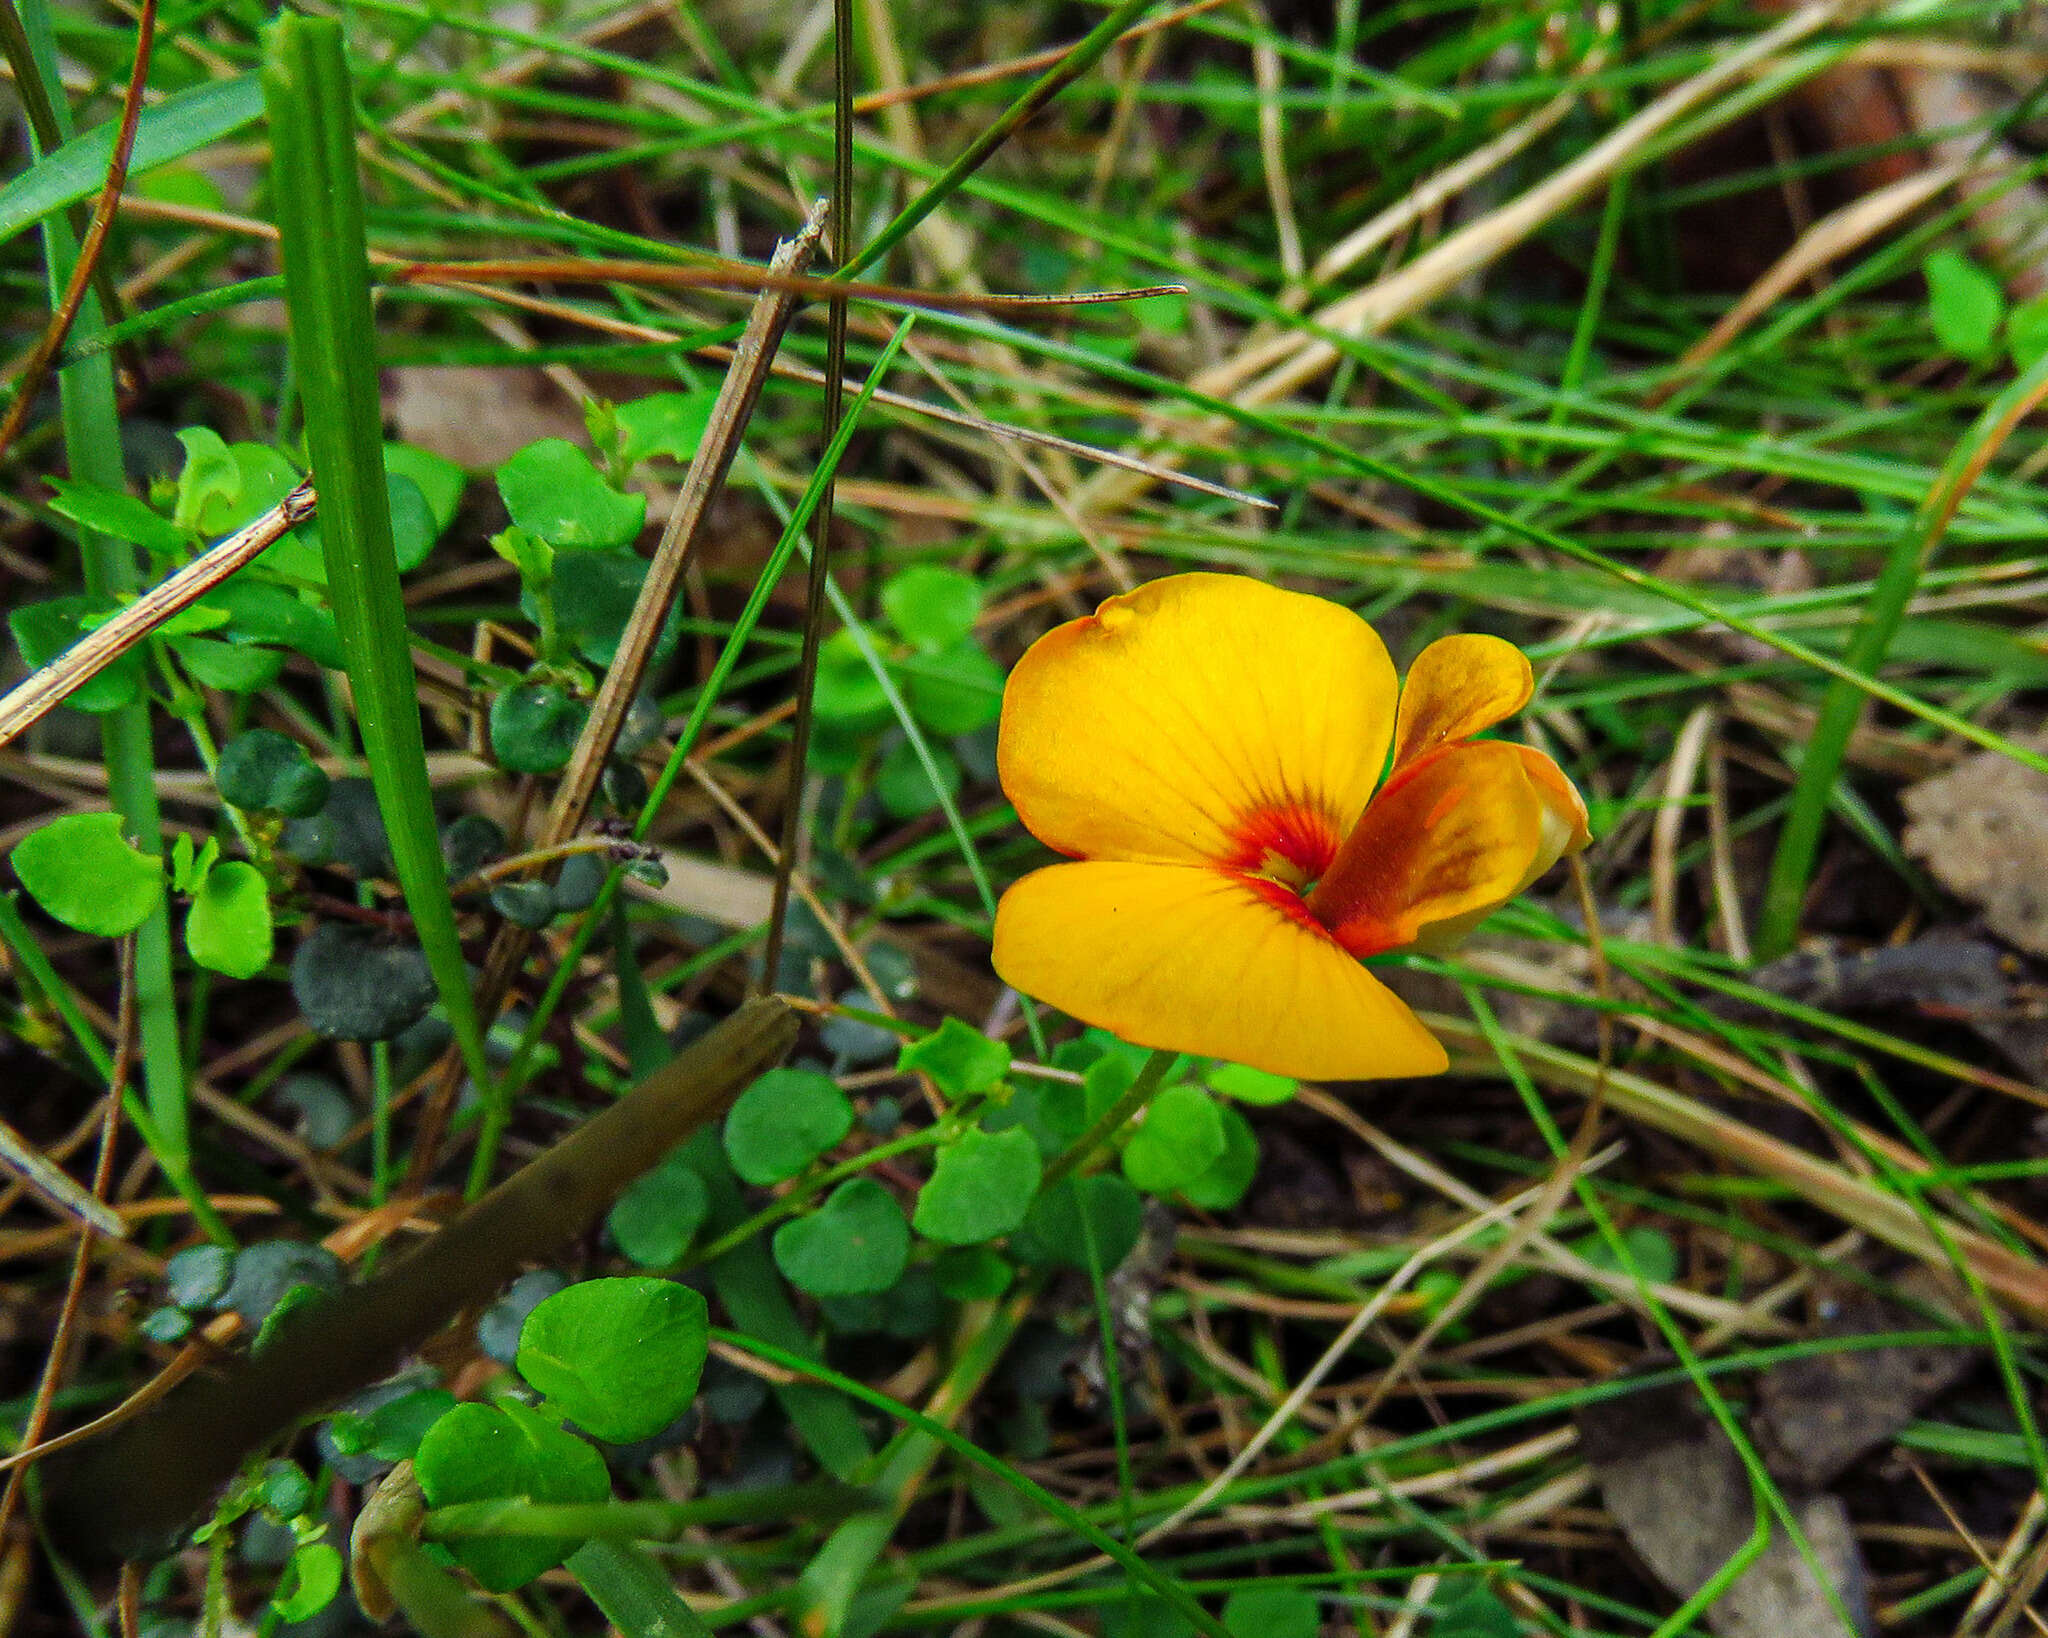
[261,13,493,1134]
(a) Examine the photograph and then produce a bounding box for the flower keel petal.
[992,861,1446,1081]
[998,574,1396,871]
[1308,741,1544,957]
[1391,634,1533,771]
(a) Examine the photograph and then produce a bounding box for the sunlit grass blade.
[261,13,493,1129]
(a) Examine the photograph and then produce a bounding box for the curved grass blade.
[0,73,261,248]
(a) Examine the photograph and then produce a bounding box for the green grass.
[3,1,2046,1636]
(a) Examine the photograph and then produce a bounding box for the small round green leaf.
[170,635,285,694]
[489,879,557,929]
[384,442,466,534]
[607,1149,709,1267]
[218,729,330,818]
[934,1245,1013,1301]
[1012,1174,1143,1272]
[724,1067,854,1185]
[414,1400,611,1591]
[271,1542,342,1623]
[290,924,437,1041]
[615,389,717,466]
[773,1177,910,1297]
[516,1276,708,1444]
[550,549,684,669]
[1427,1586,1520,1638]
[496,439,645,550]
[12,812,164,936]
[875,739,960,819]
[1177,1102,1258,1211]
[165,1243,234,1308]
[913,1125,1041,1246]
[1204,1062,1297,1105]
[441,813,504,882]
[185,859,274,979]
[881,565,981,653]
[904,638,1003,736]
[1121,1082,1226,1195]
[490,682,588,774]
[813,629,889,728]
[897,1017,1010,1096]
[1925,247,2004,362]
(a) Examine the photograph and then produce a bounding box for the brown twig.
[0,0,157,469]
[0,478,317,749]
[401,207,830,1190]
[0,935,133,1539]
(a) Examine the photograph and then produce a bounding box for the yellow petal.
[992,860,1447,1081]
[998,574,1396,873]
[1391,634,1533,771]
[1307,741,1544,957]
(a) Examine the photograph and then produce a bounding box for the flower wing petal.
[1309,741,1544,957]
[1391,634,1533,771]
[999,573,1396,868]
[992,860,1447,1081]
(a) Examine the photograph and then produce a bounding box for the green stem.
[10,0,228,1245]
[1043,1047,1178,1189]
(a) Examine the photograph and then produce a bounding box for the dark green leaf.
[1222,1588,1318,1638]
[724,1067,854,1185]
[813,629,889,728]
[1176,1102,1257,1211]
[551,549,684,669]
[933,1246,1013,1301]
[489,880,558,929]
[903,638,1004,736]
[199,579,346,669]
[1426,1586,1520,1638]
[1012,1174,1143,1272]
[290,923,437,1041]
[874,739,960,818]
[490,682,588,774]
[325,1385,456,1461]
[217,729,330,817]
[169,635,283,693]
[384,442,466,534]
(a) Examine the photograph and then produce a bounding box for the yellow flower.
[991,574,1590,1081]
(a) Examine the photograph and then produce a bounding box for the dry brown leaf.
[1903,734,2048,958]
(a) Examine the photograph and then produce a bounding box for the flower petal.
[1516,744,1592,862]
[999,574,1396,871]
[1391,634,1533,771]
[992,860,1447,1081]
[1307,741,1545,957]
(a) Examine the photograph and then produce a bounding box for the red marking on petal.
[1222,803,1340,888]
[1234,869,1331,935]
